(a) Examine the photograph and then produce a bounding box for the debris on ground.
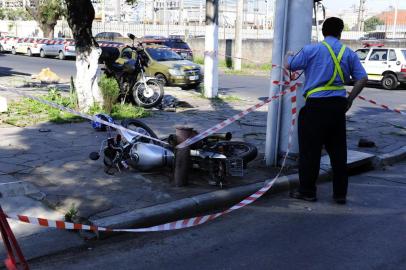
[32,68,61,83]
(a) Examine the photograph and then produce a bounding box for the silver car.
[40,38,76,60]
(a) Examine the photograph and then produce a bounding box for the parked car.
[95,32,123,40]
[40,38,76,60]
[355,47,406,90]
[116,44,202,89]
[0,36,18,53]
[13,38,48,56]
[141,37,194,61]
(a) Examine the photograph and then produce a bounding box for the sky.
[323,0,406,13]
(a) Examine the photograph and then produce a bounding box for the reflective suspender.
[305,41,347,99]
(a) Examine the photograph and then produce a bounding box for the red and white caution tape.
[0,86,168,146]
[356,94,406,116]
[177,82,299,149]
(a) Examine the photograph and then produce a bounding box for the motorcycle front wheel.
[133,79,164,108]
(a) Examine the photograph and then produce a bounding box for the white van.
[355,47,406,90]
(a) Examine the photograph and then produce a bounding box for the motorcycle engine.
[129,143,174,171]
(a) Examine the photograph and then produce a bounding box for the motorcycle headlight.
[169,68,184,76]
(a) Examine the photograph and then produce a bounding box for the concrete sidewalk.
[0,81,405,260]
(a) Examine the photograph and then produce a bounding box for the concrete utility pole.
[143,0,147,36]
[393,0,399,38]
[204,0,219,98]
[265,0,313,166]
[357,0,366,32]
[199,0,204,26]
[234,0,244,71]
[179,0,184,26]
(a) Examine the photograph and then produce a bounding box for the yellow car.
[117,44,202,89]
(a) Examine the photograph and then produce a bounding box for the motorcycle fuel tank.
[129,142,174,171]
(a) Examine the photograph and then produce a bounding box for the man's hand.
[347,77,368,113]
[284,51,295,69]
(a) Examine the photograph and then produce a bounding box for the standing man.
[286,17,368,204]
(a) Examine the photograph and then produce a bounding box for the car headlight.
[169,68,184,76]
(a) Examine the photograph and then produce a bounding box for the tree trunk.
[65,0,103,112]
[40,23,55,39]
[75,48,103,111]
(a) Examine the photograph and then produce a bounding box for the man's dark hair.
[322,17,344,38]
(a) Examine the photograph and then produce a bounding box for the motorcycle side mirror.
[89,152,100,161]
[127,33,136,40]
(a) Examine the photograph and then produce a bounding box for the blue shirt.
[288,36,367,98]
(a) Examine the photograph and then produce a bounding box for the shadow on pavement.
[0,66,31,77]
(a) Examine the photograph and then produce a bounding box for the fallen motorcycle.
[101,33,164,108]
[89,118,258,187]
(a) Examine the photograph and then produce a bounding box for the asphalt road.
[0,53,271,98]
[27,162,406,270]
[1,53,406,106]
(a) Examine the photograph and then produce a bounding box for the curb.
[91,170,332,231]
[373,146,406,167]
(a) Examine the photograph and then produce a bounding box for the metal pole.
[393,0,399,39]
[265,0,288,166]
[234,0,244,70]
[204,0,219,98]
[265,0,312,166]
[278,0,312,160]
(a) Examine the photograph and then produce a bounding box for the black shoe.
[334,197,347,205]
[290,190,317,202]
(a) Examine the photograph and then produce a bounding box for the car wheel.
[40,49,46,58]
[381,74,398,90]
[11,47,16,55]
[0,44,4,53]
[27,48,32,57]
[155,73,167,86]
[58,51,65,60]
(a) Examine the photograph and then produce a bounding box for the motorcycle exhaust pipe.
[206,132,232,141]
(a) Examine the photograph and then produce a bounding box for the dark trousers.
[298,97,348,198]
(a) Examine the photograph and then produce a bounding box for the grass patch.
[218,94,243,102]
[194,56,204,65]
[1,88,150,127]
[89,103,151,120]
[196,85,242,103]
[2,90,84,127]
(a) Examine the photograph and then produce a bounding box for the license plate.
[189,75,199,81]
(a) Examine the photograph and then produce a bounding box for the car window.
[356,49,370,60]
[165,40,190,50]
[146,48,183,61]
[369,49,388,61]
[389,50,397,61]
[402,50,406,60]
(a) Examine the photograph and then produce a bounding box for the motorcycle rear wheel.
[121,118,158,144]
[212,141,258,167]
[133,79,164,108]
